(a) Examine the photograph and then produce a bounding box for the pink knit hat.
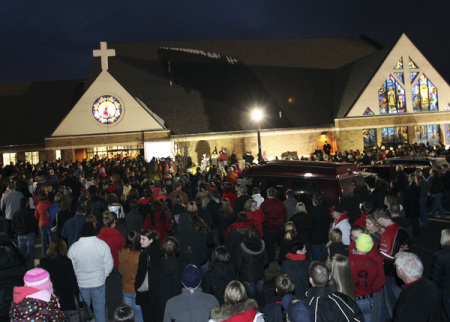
[24,268,53,293]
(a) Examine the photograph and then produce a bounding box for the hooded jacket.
[174,213,207,267]
[148,256,184,322]
[237,239,268,282]
[209,299,264,322]
[202,262,236,304]
[10,286,66,321]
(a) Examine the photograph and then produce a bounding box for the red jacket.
[245,210,265,237]
[97,228,126,267]
[349,253,385,297]
[143,210,173,243]
[261,198,287,232]
[35,200,52,226]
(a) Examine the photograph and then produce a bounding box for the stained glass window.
[412,74,438,112]
[363,107,374,115]
[409,57,419,69]
[410,72,419,84]
[446,104,450,111]
[415,125,440,145]
[363,129,377,148]
[446,125,450,144]
[394,57,403,70]
[394,72,404,83]
[379,75,406,114]
[92,95,122,124]
[381,127,408,144]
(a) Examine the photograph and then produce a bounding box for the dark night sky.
[1,0,449,84]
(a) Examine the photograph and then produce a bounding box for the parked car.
[359,156,448,182]
[0,233,29,319]
[243,160,366,208]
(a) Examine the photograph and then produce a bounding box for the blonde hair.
[284,221,297,241]
[102,210,115,228]
[366,215,380,235]
[441,229,450,246]
[330,254,356,300]
[326,228,342,247]
[85,214,98,229]
[186,201,198,214]
[224,280,247,304]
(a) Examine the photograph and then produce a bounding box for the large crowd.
[1,148,450,321]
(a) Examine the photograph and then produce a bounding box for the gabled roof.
[83,38,380,134]
[0,80,84,147]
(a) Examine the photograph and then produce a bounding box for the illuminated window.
[394,57,403,70]
[394,72,404,84]
[56,150,61,160]
[446,125,450,144]
[363,129,377,148]
[379,75,406,114]
[412,74,438,112]
[25,152,39,165]
[381,127,408,144]
[3,153,17,165]
[363,108,374,115]
[92,96,122,124]
[409,57,419,69]
[446,104,450,111]
[410,72,419,83]
[415,125,440,146]
[86,145,143,159]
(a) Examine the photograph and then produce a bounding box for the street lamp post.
[252,109,263,162]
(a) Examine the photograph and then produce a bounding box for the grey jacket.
[164,287,219,322]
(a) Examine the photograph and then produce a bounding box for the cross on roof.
[93,42,116,71]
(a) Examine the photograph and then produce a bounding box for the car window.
[259,177,286,199]
[291,179,320,207]
[0,245,23,269]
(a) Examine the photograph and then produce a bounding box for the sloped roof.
[0,80,84,147]
[83,38,380,134]
[334,47,392,118]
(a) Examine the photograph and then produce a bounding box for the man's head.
[312,194,322,207]
[350,225,366,244]
[394,252,423,283]
[442,164,449,172]
[285,189,294,200]
[329,205,345,220]
[373,208,392,228]
[267,187,277,199]
[182,264,202,290]
[237,185,247,197]
[389,202,401,216]
[309,261,330,287]
[275,274,295,297]
[415,169,423,179]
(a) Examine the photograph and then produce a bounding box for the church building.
[0,34,449,165]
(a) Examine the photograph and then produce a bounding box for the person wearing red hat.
[330,205,351,246]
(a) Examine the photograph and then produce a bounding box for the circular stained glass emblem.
[92,95,122,124]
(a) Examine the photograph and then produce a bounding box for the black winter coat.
[39,255,79,311]
[237,239,268,282]
[308,204,331,245]
[174,213,208,267]
[135,242,162,306]
[201,261,236,304]
[148,256,184,322]
[431,245,450,298]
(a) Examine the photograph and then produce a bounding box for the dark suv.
[243,160,365,207]
[0,234,29,319]
[359,156,448,182]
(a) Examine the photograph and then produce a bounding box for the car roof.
[245,160,361,178]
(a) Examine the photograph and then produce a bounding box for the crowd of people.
[0,150,449,321]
